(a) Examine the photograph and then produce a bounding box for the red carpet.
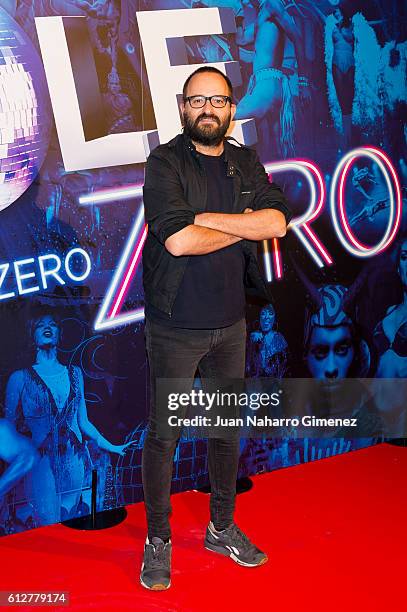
[0,443,405,611]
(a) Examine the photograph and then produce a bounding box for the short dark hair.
[27,310,62,342]
[182,66,233,100]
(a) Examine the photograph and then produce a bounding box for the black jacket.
[142,133,292,316]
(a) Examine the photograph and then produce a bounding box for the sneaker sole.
[204,541,268,567]
[140,576,171,591]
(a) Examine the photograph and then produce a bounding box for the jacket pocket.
[238,190,256,212]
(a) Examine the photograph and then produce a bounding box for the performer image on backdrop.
[4,312,134,527]
[246,303,288,378]
[141,66,292,590]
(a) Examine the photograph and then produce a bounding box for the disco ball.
[0,7,51,211]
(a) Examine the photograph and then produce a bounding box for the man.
[141,66,291,590]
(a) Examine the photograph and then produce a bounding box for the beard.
[182,109,231,146]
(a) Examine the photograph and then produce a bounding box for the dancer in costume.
[371,236,407,437]
[374,237,407,379]
[5,312,134,525]
[324,1,381,149]
[247,303,288,377]
[234,0,324,157]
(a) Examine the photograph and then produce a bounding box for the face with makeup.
[306,325,355,380]
[32,315,60,349]
[259,306,276,333]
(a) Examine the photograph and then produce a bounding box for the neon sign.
[0,248,91,301]
[265,146,402,279]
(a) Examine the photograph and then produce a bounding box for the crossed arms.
[143,147,291,257]
[167,207,287,256]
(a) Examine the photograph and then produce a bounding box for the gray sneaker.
[140,536,172,590]
[204,522,268,567]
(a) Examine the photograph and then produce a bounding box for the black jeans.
[142,317,246,541]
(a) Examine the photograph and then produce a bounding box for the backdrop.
[0,0,405,536]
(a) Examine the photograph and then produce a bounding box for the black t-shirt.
[145,151,246,328]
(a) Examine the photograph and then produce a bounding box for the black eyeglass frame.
[183,95,233,108]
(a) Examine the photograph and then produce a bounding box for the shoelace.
[148,541,169,569]
[224,524,253,551]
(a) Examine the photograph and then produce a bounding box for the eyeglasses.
[184,95,232,109]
